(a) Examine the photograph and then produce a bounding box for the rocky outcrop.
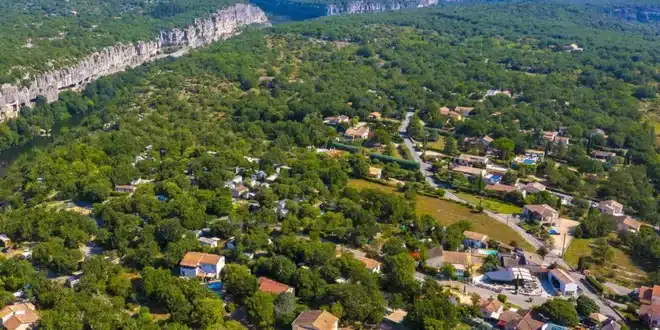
[326,0,438,15]
[250,0,437,20]
[0,3,267,121]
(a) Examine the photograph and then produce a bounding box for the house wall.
[180,266,197,278]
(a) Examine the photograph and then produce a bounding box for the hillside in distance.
[0,0,245,84]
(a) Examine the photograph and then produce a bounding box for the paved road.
[569,271,622,320]
[398,112,571,269]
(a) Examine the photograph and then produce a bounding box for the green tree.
[576,295,599,317]
[246,291,275,329]
[222,264,258,303]
[537,299,579,327]
[443,135,458,156]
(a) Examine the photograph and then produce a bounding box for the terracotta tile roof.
[368,167,382,177]
[451,166,486,176]
[498,310,524,324]
[640,304,660,318]
[523,182,546,193]
[550,268,576,284]
[515,311,545,330]
[258,277,291,295]
[464,230,488,242]
[600,199,623,209]
[292,310,339,330]
[486,183,518,193]
[0,303,39,330]
[356,256,381,270]
[384,309,407,323]
[617,216,642,231]
[525,204,558,218]
[455,106,474,115]
[179,252,222,268]
[439,107,451,115]
[654,285,660,299]
[639,286,653,302]
[480,298,503,313]
[345,126,369,138]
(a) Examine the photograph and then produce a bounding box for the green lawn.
[564,237,647,288]
[348,179,534,250]
[454,192,522,214]
[426,136,445,151]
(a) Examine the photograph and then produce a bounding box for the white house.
[198,237,221,248]
[479,298,504,320]
[463,231,488,249]
[356,256,381,273]
[179,252,225,279]
[548,268,578,296]
[597,200,624,216]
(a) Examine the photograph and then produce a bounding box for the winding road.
[398,112,622,320]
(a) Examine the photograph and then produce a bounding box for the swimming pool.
[523,159,535,165]
[477,249,498,256]
[206,281,223,296]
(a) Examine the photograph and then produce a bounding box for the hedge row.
[586,275,604,293]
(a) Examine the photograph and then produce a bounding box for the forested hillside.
[0,1,657,329]
[0,0,240,83]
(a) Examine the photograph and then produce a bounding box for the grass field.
[454,192,522,214]
[348,179,534,250]
[427,136,446,151]
[564,237,647,288]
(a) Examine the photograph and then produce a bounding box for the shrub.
[497,294,507,303]
[586,275,604,293]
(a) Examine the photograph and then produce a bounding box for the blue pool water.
[206,281,223,296]
[478,249,498,256]
[523,159,535,165]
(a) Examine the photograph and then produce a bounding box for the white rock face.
[0,3,267,121]
[327,0,438,15]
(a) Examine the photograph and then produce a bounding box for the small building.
[451,166,487,178]
[455,106,474,116]
[498,310,524,329]
[597,200,624,216]
[548,268,578,296]
[448,111,463,121]
[425,247,483,277]
[638,285,660,305]
[479,298,504,320]
[198,237,221,248]
[0,303,39,330]
[439,107,451,116]
[639,304,660,329]
[481,135,494,146]
[463,231,488,249]
[344,126,370,140]
[324,115,350,125]
[524,204,560,226]
[522,182,546,195]
[486,183,518,195]
[615,216,642,233]
[591,150,616,161]
[292,310,339,330]
[554,136,570,145]
[383,309,407,326]
[356,256,381,273]
[368,167,383,179]
[114,185,136,194]
[231,185,249,198]
[258,277,294,295]
[600,319,621,330]
[543,131,558,142]
[486,267,535,283]
[179,252,225,279]
[0,235,10,247]
[513,310,546,330]
[368,112,382,120]
[456,154,490,167]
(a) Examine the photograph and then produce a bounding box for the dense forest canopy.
[0,0,241,84]
[0,1,657,328]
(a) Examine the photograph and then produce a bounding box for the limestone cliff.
[0,3,267,121]
[326,0,438,15]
